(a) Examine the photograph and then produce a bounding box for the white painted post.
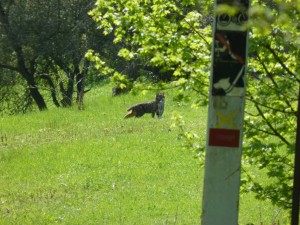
[201,0,250,224]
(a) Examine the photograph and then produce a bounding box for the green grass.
[0,84,289,224]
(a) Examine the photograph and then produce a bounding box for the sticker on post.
[216,0,249,31]
[209,128,240,148]
[212,31,247,96]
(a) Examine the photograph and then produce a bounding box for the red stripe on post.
[209,128,240,148]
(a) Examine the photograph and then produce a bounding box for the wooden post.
[291,86,300,225]
[201,0,250,224]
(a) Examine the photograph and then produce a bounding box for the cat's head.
[155,92,165,102]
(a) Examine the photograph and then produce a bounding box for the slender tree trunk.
[76,72,85,110]
[76,60,89,110]
[60,72,75,107]
[291,86,300,225]
[40,74,60,107]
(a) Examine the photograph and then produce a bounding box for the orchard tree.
[89,0,300,209]
[0,0,97,111]
[0,1,47,110]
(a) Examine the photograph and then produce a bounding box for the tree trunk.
[19,63,47,110]
[60,72,75,107]
[40,74,60,107]
[76,60,89,110]
[28,86,47,110]
[15,49,47,110]
[76,72,85,110]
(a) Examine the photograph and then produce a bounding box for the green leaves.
[171,112,205,161]
[90,0,211,95]
[242,0,300,209]
[118,48,135,60]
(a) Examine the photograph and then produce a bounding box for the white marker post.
[201,0,250,224]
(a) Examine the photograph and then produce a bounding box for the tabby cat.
[124,93,165,119]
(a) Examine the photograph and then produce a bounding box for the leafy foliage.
[242,0,300,208]
[89,0,211,101]
[0,74,33,115]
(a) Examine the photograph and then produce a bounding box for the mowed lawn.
[0,84,288,224]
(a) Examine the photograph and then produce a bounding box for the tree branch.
[0,62,19,72]
[263,44,299,82]
[246,96,296,115]
[256,53,297,116]
[250,95,291,146]
[183,17,211,48]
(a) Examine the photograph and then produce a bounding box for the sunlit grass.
[0,84,289,224]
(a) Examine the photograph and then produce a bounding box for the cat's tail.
[124,109,136,119]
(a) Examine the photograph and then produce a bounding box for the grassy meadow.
[0,84,289,224]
